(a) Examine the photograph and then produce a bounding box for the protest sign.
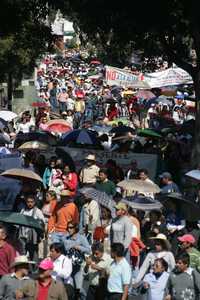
[144,67,193,88]
[105,65,150,89]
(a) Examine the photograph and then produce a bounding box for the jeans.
[50,97,58,111]
[59,102,66,112]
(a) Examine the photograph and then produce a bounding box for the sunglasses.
[68,226,75,229]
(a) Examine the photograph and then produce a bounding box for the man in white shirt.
[79,154,100,186]
[81,195,100,238]
[50,242,73,299]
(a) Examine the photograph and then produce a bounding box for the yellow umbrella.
[18,141,49,151]
[1,168,43,183]
[117,179,160,194]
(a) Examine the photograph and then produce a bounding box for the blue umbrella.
[61,129,99,145]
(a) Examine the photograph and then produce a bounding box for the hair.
[50,243,65,254]
[25,194,36,202]
[176,252,190,266]
[139,168,149,176]
[46,190,57,199]
[92,242,104,253]
[0,224,7,237]
[99,168,108,176]
[67,221,79,233]
[154,238,171,251]
[111,243,125,257]
[155,258,168,271]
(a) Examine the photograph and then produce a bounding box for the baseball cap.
[115,202,128,211]
[178,234,195,244]
[39,259,54,271]
[159,172,172,179]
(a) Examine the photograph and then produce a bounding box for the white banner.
[105,65,150,89]
[144,67,193,88]
[62,147,158,180]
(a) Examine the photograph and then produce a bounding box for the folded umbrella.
[118,179,161,194]
[0,212,43,231]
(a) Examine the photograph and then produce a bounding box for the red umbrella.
[90,60,101,65]
[32,102,49,108]
[136,90,156,100]
[45,119,72,134]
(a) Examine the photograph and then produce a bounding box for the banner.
[62,147,158,180]
[144,67,193,88]
[105,66,150,89]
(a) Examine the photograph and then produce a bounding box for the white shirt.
[82,199,100,232]
[52,254,73,286]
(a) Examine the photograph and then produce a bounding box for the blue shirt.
[161,182,180,194]
[62,233,91,254]
[107,258,131,293]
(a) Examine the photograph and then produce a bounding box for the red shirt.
[37,280,52,300]
[0,241,16,275]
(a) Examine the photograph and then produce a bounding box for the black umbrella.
[158,193,200,222]
[110,125,135,135]
[55,148,75,171]
[122,196,162,211]
[14,131,58,148]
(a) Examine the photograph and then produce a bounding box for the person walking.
[16,258,67,300]
[107,243,132,300]
[0,225,16,278]
[0,255,34,300]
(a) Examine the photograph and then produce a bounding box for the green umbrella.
[137,128,162,138]
[0,212,44,232]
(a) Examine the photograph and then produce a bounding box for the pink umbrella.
[45,119,72,134]
[136,90,155,100]
[90,60,101,65]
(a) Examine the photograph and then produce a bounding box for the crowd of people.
[0,50,199,300]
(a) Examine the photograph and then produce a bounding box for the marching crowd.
[0,51,199,300]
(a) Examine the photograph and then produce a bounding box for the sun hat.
[115,202,128,212]
[85,154,96,161]
[11,255,35,268]
[159,172,172,179]
[150,233,167,241]
[178,234,195,244]
[39,259,54,271]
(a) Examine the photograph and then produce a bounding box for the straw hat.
[11,256,35,268]
[85,154,96,161]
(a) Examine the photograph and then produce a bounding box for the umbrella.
[158,193,200,222]
[0,212,43,231]
[155,95,173,106]
[60,129,99,146]
[90,60,101,65]
[0,133,10,144]
[137,128,162,138]
[55,148,75,171]
[1,168,43,183]
[117,179,161,194]
[0,118,8,129]
[122,196,162,211]
[79,187,116,217]
[136,90,155,100]
[110,125,136,135]
[14,132,58,148]
[18,141,49,151]
[31,101,50,108]
[45,119,72,134]
[185,170,200,181]
[107,118,129,126]
[0,111,17,121]
[90,124,112,135]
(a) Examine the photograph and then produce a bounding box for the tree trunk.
[191,69,200,167]
[7,72,13,111]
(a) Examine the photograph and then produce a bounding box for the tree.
[57,0,200,166]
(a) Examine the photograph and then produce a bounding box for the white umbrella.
[185,170,200,181]
[0,111,17,121]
